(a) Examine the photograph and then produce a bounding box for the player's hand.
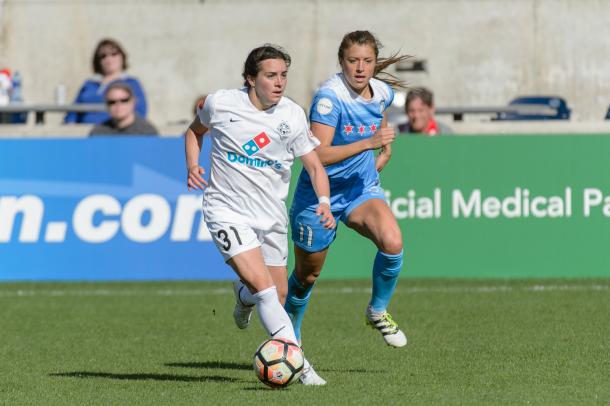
[316,202,336,229]
[368,127,395,150]
[375,144,392,172]
[187,165,208,191]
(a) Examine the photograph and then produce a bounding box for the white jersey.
[197,88,319,232]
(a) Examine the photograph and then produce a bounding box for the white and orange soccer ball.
[253,338,304,388]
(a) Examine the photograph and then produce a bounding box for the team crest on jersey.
[276,121,291,138]
[316,98,333,115]
[241,132,271,156]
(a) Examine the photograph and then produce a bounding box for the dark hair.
[92,38,128,75]
[338,30,410,89]
[242,44,291,88]
[406,87,434,109]
[104,81,134,99]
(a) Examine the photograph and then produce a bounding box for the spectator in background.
[65,38,148,124]
[193,95,206,116]
[398,87,453,135]
[90,81,158,136]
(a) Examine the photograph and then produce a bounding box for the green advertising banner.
[292,134,610,279]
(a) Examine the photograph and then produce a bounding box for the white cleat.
[366,306,407,348]
[299,359,326,386]
[232,280,253,329]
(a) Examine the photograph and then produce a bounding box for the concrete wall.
[2,0,610,128]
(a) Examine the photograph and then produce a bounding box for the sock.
[284,272,314,343]
[253,286,298,344]
[236,279,255,306]
[369,250,403,313]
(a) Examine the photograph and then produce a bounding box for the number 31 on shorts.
[206,221,261,261]
[217,226,242,251]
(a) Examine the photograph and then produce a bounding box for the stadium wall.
[2,135,610,280]
[1,0,610,127]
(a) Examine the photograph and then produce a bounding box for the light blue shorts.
[290,188,386,252]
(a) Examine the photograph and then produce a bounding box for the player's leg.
[232,278,255,329]
[287,246,328,340]
[286,210,332,385]
[286,207,336,343]
[259,229,290,305]
[206,221,258,329]
[289,248,329,385]
[227,248,298,344]
[346,198,407,347]
[268,266,288,304]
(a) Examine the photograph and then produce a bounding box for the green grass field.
[1,279,609,405]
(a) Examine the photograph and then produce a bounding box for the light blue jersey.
[290,73,394,251]
[293,73,393,210]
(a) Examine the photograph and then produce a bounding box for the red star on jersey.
[358,125,366,135]
[344,124,353,135]
[369,123,377,133]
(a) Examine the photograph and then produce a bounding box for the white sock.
[236,279,256,306]
[253,286,298,344]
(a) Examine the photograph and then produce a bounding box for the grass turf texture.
[1,279,608,405]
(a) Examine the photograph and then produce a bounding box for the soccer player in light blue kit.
[286,31,410,383]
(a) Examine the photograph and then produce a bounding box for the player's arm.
[311,120,395,166]
[184,101,209,191]
[300,150,336,229]
[375,113,393,173]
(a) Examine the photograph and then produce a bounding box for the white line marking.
[0,284,607,298]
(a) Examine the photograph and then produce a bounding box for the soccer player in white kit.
[184,45,334,385]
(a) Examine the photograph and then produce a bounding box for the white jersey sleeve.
[197,94,215,127]
[288,108,320,157]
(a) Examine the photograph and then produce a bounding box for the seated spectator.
[65,38,148,124]
[90,82,158,136]
[398,87,453,135]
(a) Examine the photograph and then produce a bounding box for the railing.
[436,105,557,121]
[0,104,106,124]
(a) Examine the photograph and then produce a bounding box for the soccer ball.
[253,338,304,388]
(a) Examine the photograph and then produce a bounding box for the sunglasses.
[98,51,120,60]
[106,97,131,106]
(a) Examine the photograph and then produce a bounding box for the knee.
[295,266,321,287]
[380,232,403,255]
[302,268,321,287]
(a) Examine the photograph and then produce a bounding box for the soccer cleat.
[232,280,254,329]
[365,306,407,347]
[299,358,326,386]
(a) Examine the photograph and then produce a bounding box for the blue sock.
[284,272,314,343]
[369,250,403,313]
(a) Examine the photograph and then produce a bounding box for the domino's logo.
[227,132,281,170]
[242,132,271,156]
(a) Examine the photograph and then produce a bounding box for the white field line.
[0,284,607,298]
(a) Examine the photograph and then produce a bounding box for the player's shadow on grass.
[165,362,383,374]
[319,368,384,373]
[50,371,240,383]
[165,361,251,371]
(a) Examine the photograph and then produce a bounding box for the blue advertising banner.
[0,136,232,280]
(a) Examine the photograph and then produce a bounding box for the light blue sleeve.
[309,89,340,128]
[385,84,395,110]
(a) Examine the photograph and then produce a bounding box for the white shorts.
[206,221,288,266]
